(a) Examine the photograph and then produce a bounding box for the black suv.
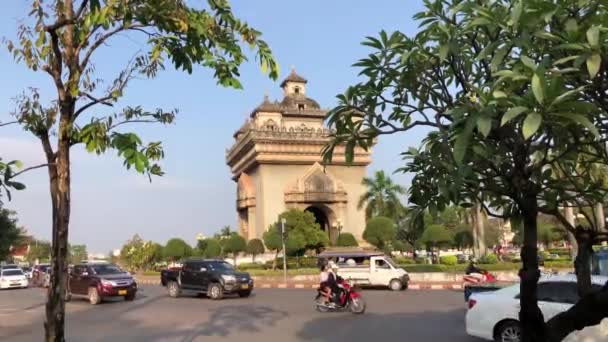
[161,259,253,300]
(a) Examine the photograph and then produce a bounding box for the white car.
[0,268,29,289]
[466,274,608,342]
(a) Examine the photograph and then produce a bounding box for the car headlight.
[100,279,115,286]
[221,275,236,282]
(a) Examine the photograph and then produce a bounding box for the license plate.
[118,290,127,295]
[241,284,249,289]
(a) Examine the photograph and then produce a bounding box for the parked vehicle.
[161,259,253,300]
[22,267,33,279]
[32,264,50,287]
[314,277,365,314]
[66,263,137,305]
[317,249,410,291]
[0,268,29,289]
[0,263,20,270]
[465,274,608,342]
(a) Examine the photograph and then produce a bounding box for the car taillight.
[468,299,477,309]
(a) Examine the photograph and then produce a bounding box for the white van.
[318,249,410,291]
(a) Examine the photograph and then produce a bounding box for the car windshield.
[207,261,234,271]
[2,269,24,276]
[38,265,49,272]
[384,257,398,268]
[2,265,19,270]
[90,264,123,275]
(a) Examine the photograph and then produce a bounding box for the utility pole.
[281,217,287,285]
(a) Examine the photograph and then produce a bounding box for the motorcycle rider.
[326,261,343,307]
[318,262,332,305]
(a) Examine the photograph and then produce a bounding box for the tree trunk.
[519,202,546,342]
[594,203,605,232]
[574,230,594,297]
[471,212,479,258]
[563,205,578,259]
[475,204,487,256]
[272,250,278,270]
[45,130,71,342]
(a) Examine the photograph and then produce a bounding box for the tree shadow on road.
[297,308,483,342]
[179,304,288,341]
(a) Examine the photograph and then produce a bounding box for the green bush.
[237,262,265,271]
[264,256,318,269]
[394,256,415,264]
[547,248,572,257]
[545,260,574,269]
[336,233,359,247]
[440,255,458,266]
[479,253,499,264]
[363,216,396,250]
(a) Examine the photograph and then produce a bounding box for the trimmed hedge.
[440,255,458,266]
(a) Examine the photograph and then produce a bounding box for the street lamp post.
[281,218,287,285]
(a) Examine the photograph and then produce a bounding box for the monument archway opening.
[305,206,329,232]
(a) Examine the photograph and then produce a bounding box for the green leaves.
[510,1,523,28]
[587,26,600,48]
[522,112,542,140]
[531,73,545,104]
[501,106,528,126]
[477,115,492,138]
[586,54,602,79]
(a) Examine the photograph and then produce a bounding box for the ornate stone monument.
[226,69,372,243]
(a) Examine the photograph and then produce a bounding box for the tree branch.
[0,121,18,128]
[109,119,159,131]
[80,24,147,72]
[11,163,54,179]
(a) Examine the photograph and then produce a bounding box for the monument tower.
[226,69,372,243]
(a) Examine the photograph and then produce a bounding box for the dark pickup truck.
[161,259,253,300]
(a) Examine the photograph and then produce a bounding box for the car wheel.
[208,283,224,300]
[88,287,101,305]
[495,321,521,342]
[238,290,252,298]
[389,279,403,291]
[167,281,181,298]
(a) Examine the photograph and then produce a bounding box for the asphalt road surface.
[0,286,481,342]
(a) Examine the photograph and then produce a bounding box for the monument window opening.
[294,86,300,94]
[305,206,329,233]
[298,104,305,110]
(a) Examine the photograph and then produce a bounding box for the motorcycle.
[314,278,366,314]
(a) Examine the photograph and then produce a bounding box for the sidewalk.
[135,275,482,290]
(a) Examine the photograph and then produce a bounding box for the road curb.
[136,279,465,290]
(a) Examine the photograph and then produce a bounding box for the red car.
[67,263,137,305]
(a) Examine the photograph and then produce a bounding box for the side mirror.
[199,267,207,272]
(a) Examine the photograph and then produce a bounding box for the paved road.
[0,286,481,342]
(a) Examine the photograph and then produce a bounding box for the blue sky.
[0,1,429,254]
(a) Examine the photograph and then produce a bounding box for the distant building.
[226,69,372,243]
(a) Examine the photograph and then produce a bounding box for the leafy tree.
[0,206,23,262]
[246,238,265,262]
[453,226,474,250]
[223,234,246,265]
[27,240,51,263]
[323,1,608,339]
[336,233,359,247]
[0,1,277,339]
[358,170,405,219]
[392,240,410,254]
[120,235,159,271]
[363,216,396,251]
[163,238,192,262]
[263,228,283,270]
[419,225,453,263]
[68,244,87,264]
[277,209,329,253]
[202,239,222,258]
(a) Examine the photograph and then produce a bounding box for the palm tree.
[358,170,406,219]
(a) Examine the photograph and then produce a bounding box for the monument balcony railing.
[226,125,336,156]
